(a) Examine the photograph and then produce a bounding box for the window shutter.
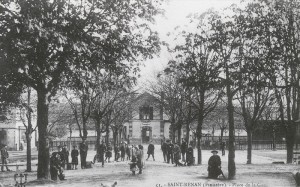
[150,107,153,120]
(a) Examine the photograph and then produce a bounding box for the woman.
[71,145,79,170]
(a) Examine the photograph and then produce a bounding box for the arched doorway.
[141,126,152,144]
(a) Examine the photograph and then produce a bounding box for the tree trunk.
[106,124,110,145]
[26,88,32,172]
[177,124,182,144]
[95,118,101,153]
[246,131,252,164]
[186,123,190,145]
[220,128,224,142]
[197,136,202,165]
[37,90,50,179]
[286,122,295,163]
[197,116,203,165]
[272,128,276,151]
[227,91,236,179]
[26,133,32,172]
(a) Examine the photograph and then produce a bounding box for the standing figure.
[1,145,11,172]
[120,143,126,161]
[62,145,69,169]
[208,150,222,179]
[136,145,143,174]
[105,143,113,162]
[161,140,168,162]
[129,155,137,175]
[185,144,194,166]
[146,141,155,161]
[125,144,131,160]
[50,152,65,180]
[220,142,226,156]
[173,142,182,166]
[167,140,174,164]
[114,145,120,162]
[99,141,106,167]
[71,145,79,170]
[180,140,187,162]
[79,139,89,169]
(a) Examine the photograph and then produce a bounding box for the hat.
[211,149,218,154]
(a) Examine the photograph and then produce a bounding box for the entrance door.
[141,126,152,143]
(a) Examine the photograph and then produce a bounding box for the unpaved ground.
[0,146,298,187]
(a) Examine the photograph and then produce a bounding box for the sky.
[137,0,240,87]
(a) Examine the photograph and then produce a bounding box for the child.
[129,155,137,175]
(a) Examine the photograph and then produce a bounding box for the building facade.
[124,92,171,145]
[0,108,37,151]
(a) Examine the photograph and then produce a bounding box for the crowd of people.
[5,138,223,180]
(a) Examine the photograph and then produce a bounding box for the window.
[139,106,153,120]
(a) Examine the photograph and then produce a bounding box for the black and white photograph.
[0,0,300,186]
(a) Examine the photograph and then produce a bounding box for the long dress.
[71,149,79,165]
[208,155,222,179]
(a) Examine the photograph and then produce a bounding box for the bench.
[293,152,300,164]
[4,164,26,171]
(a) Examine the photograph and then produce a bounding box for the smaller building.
[124,92,171,145]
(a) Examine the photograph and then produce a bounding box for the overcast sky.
[137,0,240,88]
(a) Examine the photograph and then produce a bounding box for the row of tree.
[147,0,300,180]
[0,0,163,179]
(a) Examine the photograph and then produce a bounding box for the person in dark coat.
[220,142,226,156]
[1,145,11,172]
[94,141,106,166]
[208,150,222,179]
[146,141,155,161]
[120,143,126,161]
[50,152,65,180]
[173,142,182,166]
[167,140,174,164]
[125,144,131,160]
[71,145,79,170]
[114,145,120,162]
[185,144,194,166]
[79,139,88,169]
[61,145,69,169]
[161,140,168,162]
[105,143,113,162]
[180,140,187,162]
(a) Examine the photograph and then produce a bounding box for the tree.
[0,0,162,179]
[248,0,300,163]
[165,12,222,164]
[18,88,38,172]
[209,9,241,179]
[149,74,187,143]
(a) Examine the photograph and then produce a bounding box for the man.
[79,139,88,169]
[146,140,155,161]
[208,149,222,179]
[98,141,106,167]
[161,140,168,162]
[1,145,11,172]
[167,140,174,164]
[180,139,187,162]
